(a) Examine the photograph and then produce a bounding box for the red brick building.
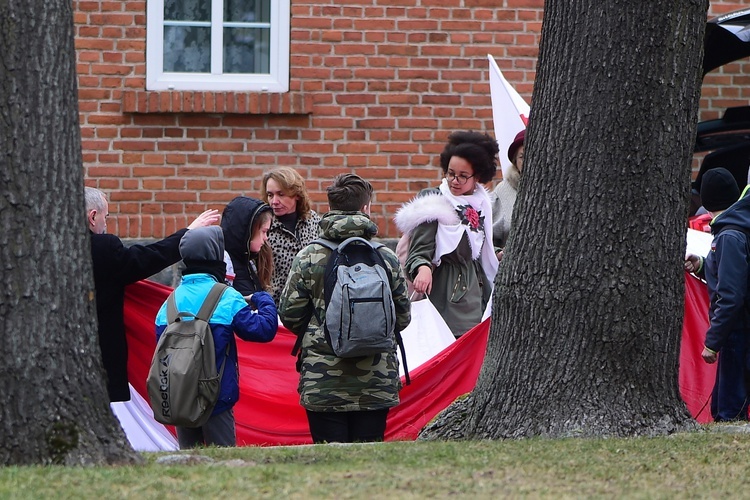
[75,1,749,238]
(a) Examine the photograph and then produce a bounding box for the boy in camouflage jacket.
[279,174,411,443]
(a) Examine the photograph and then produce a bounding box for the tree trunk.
[0,1,141,465]
[422,0,708,440]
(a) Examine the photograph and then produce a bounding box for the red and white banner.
[116,269,715,449]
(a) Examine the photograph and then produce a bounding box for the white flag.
[488,54,530,176]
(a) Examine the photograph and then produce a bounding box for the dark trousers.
[711,329,750,421]
[305,409,389,444]
[177,409,236,449]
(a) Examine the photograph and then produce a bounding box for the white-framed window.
[146,0,290,92]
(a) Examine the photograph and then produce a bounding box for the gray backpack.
[147,283,228,428]
[312,237,410,383]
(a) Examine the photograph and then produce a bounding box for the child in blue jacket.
[155,226,277,448]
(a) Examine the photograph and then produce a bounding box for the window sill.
[121,91,312,114]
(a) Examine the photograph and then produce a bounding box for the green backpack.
[147,283,228,428]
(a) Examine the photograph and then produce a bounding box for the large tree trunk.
[423,0,708,440]
[0,1,140,465]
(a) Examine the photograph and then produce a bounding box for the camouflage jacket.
[278,211,411,412]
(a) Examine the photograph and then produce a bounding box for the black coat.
[90,229,187,402]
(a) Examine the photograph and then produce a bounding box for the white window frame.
[146,0,290,92]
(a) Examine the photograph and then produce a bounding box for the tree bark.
[0,1,141,464]
[422,0,708,440]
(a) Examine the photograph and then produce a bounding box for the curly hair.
[438,131,499,184]
[262,167,312,218]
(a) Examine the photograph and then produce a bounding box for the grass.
[1,427,748,499]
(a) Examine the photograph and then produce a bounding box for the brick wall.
[74,1,748,238]
[702,1,750,120]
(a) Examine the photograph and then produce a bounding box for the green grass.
[1,428,748,499]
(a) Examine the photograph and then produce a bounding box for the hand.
[496,249,504,261]
[702,347,718,364]
[244,294,256,310]
[412,265,433,295]
[684,254,701,273]
[188,209,221,229]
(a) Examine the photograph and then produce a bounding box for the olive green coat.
[405,220,491,337]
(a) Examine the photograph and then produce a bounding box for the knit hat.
[700,167,740,212]
[508,129,525,164]
[179,226,225,261]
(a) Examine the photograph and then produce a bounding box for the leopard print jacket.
[268,210,321,304]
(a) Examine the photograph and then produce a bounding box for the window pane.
[164,26,211,72]
[165,0,211,22]
[224,0,271,23]
[224,27,270,74]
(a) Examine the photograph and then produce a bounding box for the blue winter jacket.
[705,190,750,352]
[155,273,278,415]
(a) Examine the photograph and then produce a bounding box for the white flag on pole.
[488,54,530,176]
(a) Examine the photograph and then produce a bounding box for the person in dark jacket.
[86,187,220,402]
[220,196,274,296]
[685,168,749,421]
[155,226,277,448]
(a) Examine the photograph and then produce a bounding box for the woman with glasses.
[395,131,499,337]
[491,129,525,257]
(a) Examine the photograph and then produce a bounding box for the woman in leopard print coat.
[263,167,321,304]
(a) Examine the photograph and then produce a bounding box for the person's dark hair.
[327,174,373,211]
[439,131,499,184]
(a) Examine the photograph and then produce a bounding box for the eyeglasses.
[445,171,474,185]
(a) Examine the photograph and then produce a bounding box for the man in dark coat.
[685,168,750,421]
[85,187,220,402]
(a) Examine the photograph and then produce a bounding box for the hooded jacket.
[155,226,278,416]
[705,189,750,352]
[221,196,272,295]
[278,211,411,412]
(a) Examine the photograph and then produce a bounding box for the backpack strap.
[166,282,227,324]
[166,292,180,324]
[395,329,410,385]
[311,238,339,251]
[197,283,231,378]
[166,293,204,324]
[164,282,231,381]
[196,283,229,322]
[714,224,750,243]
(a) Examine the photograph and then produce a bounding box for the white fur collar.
[394,192,458,236]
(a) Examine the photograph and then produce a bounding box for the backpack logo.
[147,283,228,428]
[315,237,397,358]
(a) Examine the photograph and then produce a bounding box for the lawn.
[1,428,746,499]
